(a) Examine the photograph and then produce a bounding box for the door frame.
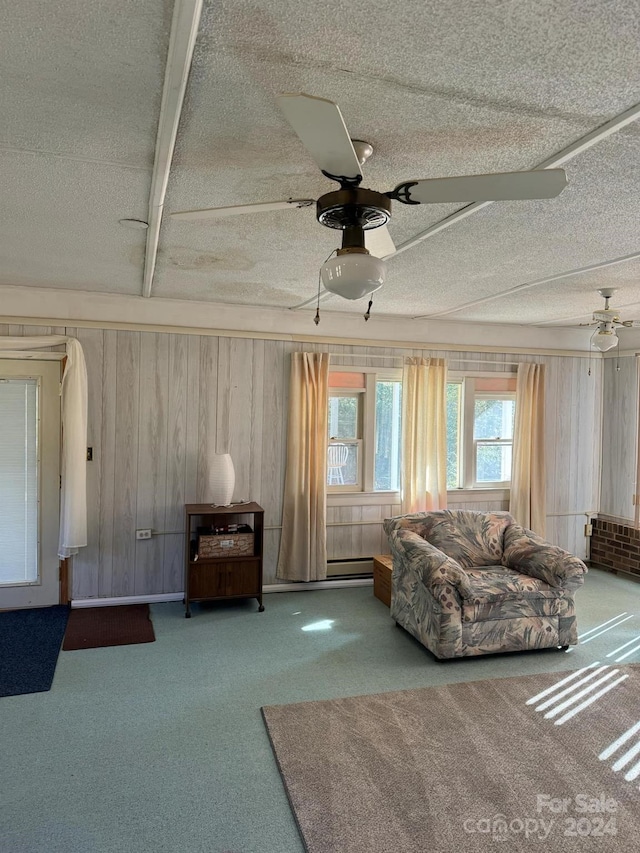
[0,356,63,608]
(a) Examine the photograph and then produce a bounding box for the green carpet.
[1,568,639,853]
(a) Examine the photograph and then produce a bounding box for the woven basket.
[198,531,254,559]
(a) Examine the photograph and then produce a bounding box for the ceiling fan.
[581,288,639,351]
[171,93,568,301]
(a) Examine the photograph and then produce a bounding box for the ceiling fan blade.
[365,225,395,258]
[171,199,315,222]
[390,169,567,205]
[277,93,362,181]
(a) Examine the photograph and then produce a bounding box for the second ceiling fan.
[171,93,568,300]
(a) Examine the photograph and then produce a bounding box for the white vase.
[208,453,235,505]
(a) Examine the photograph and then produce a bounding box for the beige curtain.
[277,352,330,581]
[510,362,546,535]
[0,335,88,557]
[401,357,448,515]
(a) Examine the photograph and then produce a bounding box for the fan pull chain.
[364,295,374,321]
[314,250,338,326]
[314,264,323,326]
[314,268,322,325]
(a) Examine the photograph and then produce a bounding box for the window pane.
[0,379,38,584]
[476,442,512,483]
[474,398,515,440]
[446,383,461,489]
[328,395,359,439]
[374,380,402,491]
[327,442,359,486]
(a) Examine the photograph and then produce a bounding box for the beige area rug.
[262,665,640,852]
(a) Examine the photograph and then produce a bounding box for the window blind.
[0,379,38,584]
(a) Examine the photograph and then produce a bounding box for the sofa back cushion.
[396,510,514,569]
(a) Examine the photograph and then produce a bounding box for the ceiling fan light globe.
[320,252,385,300]
[591,330,618,352]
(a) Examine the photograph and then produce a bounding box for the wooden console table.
[184,502,264,618]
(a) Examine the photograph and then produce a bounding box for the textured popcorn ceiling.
[2,0,640,327]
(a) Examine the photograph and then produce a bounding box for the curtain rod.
[445,359,520,367]
[328,352,521,367]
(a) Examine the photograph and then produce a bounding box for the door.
[0,359,61,608]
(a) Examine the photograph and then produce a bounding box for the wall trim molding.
[70,578,373,606]
[263,579,373,592]
[0,312,598,359]
[0,279,597,356]
[72,593,184,608]
[0,350,65,361]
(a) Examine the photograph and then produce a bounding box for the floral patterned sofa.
[383,510,587,659]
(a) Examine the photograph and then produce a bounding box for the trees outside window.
[327,370,514,494]
[328,370,402,492]
[447,376,516,489]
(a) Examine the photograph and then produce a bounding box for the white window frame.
[328,388,364,491]
[449,373,516,491]
[328,367,402,494]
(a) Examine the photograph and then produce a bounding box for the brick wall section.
[590,518,640,577]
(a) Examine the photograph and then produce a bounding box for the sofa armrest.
[502,523,587,589]
[385,527,473,600]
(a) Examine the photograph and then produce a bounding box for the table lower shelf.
[185,558,263,617]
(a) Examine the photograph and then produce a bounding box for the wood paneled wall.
[600,356,637,522]
[0,326,603,598]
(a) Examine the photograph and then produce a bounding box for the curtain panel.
[277,352,330,582]
[0,335,88,557]
[401,356,448,515]
[510,362,546,535]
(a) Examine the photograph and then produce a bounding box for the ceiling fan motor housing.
[594,309,620,324]
[316,187,391,230]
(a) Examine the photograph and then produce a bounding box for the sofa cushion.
[462,567,568,624]
[464,566,559,602]
[462,566,569,622]
[402,510,514,569]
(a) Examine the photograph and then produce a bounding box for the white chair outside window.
[327,443,349,485]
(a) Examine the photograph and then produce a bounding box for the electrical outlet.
[584,523,593,537]
[136,529,152,540]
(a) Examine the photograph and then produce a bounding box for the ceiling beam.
[390,100,640,266]
[421,250,640,321]
[142,0,204,299]
[291,291,335,311]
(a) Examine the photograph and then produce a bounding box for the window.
[327,383,362,488]
[328,370,402,492]
[447,376,516,489]
[0,378,38,583]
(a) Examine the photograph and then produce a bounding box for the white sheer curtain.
[277,352,330,582]
[510,362,546,535]
[401,356,448,514]
[0,335,88,557]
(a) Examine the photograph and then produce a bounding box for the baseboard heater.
[326,558,374,578]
